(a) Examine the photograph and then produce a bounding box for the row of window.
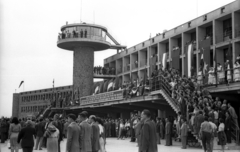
[21,91,72,102]
[20,105,48,113]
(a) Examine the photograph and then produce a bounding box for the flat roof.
[61,23,108,32]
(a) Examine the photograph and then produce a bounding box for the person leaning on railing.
[233,61,240,82]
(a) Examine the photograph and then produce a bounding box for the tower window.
[188,22,191,28]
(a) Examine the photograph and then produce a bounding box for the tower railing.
[58,33,106,42]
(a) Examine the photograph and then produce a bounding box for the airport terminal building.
[12,0,240,126]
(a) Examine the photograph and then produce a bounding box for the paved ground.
[0,137,239,152]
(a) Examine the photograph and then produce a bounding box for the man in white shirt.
[208,117,217,152]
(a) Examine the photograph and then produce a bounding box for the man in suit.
[180,118,188,149]
[139,109,157,152]
[111,119,116,137]
[17,120,36,152]
[134,117,142,147]
[66,114,81,152]
[165,118,172,146]
[79,112,92,152]
[34,118,45,150]
[228,103,239,130]
[196,111,204,136]
[89,115,100,152]
[130,113,136,142]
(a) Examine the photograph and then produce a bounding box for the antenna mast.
[80,0,83,23]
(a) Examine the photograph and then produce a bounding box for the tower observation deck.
[57,23,126,100]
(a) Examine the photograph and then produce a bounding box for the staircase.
[160,89,179,113]
[150,75,201,145]
[41,106,52,118]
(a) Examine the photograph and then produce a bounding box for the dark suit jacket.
[17,126,36,148]
[66,122,81,152]
[165,122,171,135]
[79,121,92,152]
[35,121,45,137]
[180,123,188,137]
[139,119,158,152]
[91,122,100,151]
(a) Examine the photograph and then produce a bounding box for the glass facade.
[58,25,107,41]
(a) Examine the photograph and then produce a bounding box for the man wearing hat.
[79,111,92,152]
[66,114,81,152]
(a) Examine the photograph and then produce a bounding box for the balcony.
[117,67,123,74]
[140,60,147,68]
[235,26,240,38]
[131,61,138,70]
[216,28,232,44]
[124,65,130,72]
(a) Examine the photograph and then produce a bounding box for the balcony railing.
[117,67,122,74]
[58,33,106,42]
[216,28,232,44]
[124,65,130,72]
[140,60,147,68]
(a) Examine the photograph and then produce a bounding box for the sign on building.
[80,90,123,106]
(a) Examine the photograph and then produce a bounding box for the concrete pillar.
[12,93,20,117]
[157,109,161,117]
[73,47,94,98]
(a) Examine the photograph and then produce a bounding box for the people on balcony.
[80,29,83,38]
[233,60,240,82]
[217,63,225,84]
[208,67,216,85]
[225,60,232,84]
[93,66,115,75]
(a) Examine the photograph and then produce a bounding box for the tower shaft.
[73,47,94,98]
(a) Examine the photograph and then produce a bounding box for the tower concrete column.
[73,47,94,98]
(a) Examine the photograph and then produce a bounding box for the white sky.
[0,0,235,117]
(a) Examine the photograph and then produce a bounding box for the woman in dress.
[96,117,106,152]
[208,67,214,85]
[218,118,227,152]
[118,120,125,140]
[44,123,59,152]
[233,61,240,82]
[9,117,21,152]
[217,63,225,84]
[226,60,232,84]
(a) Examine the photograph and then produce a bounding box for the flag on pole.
[19,81,24,88]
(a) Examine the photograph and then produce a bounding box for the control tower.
[57,23,126,99]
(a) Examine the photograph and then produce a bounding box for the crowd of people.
[150,66,239,152]
[93,66,116,75]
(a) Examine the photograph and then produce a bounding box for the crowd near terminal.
[2,63,240,152]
